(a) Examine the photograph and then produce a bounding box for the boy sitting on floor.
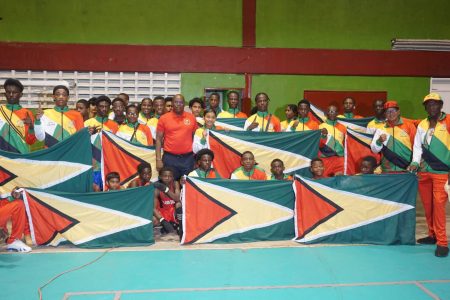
[359,156,378,175]
[268,159,293,180]
[153,167,183,238]
[310,158,325,179]
[128,162,152,188]
[188,149,221,178]
[104,172,122,191]
[230,151,267,180]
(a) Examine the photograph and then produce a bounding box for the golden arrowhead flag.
[182,177,294,244]
[0,129,92,197]
[101,131,157,188]
[209,130,320,178]
[294,174,417,244]
[23,186,154,247]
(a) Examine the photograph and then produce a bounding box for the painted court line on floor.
[62,279,450,300]
[414,282,440,300]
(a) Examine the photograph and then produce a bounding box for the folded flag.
[310,103,373,132]
[344,128,381,175]
[22,186,154,248]
[208,130,320,178]
[0,129,92,198]
[214,118,246,131]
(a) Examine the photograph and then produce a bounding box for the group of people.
[0,78,449,257]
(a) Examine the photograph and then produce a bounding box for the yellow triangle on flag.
[25,189,151,245]
[347,128,373,146]
[0,155,91,198]
[188,178,293,243]
[211,131,311,175]
[297,177,414,242]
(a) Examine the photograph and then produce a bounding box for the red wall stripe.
[1,42,450,77]
[242,0,256,48]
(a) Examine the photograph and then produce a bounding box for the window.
[0,70,181,108]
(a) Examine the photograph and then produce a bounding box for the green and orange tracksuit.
[0,104,36,153]
[370,117,416,173]
[287,117,319,132]
[34,106,84,147]
[217,109,247,119]
[188,168,221,178]
[319,119,347,176]
[366,117,386,134]
[411,113,450,247]
[117,121,153,146]
[244,112,281,132]
[230,166,267,180]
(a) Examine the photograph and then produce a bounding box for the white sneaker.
[7,239,32,253]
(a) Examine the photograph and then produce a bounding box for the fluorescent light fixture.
[392,39,450,51]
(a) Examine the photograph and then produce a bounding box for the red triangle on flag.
[26,192,78,245]
[183,178,236,244]
[345,130,381,175]
[0,165,16,187]
[102,132,146,185]
[208,132,241,179]
[294,177,342,240]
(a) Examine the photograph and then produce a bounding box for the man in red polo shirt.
[156,94,198,180]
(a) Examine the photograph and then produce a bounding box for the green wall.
[181,73,245,101]
[257,0,450,50]
[1,0,449,120]
[0,0,242,46]
[2,0,449,49]
[251,75,430,119]
[182,73,429,119]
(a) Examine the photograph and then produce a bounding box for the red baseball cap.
[384,101,399,109]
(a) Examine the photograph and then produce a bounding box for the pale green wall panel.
[0,0,242,46]
[257,0,450,49]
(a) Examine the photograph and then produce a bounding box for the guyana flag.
[215,118,246,131]
[0,129,92,198]
[101,131,157,188]
[344,128,381,175]
[310,103,373,132]
[310,103,326,124]
[294,173,417,245]
[208,130,320,178]
[337,116,374,133]
[182,177,294,244]
[22,186,154,248]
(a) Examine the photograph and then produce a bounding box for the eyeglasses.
[385,109,398,114]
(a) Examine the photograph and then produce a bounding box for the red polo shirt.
[157,111,197,154]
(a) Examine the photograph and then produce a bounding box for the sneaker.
[6,239,32,253]
[435,245,449,257]
[417,236,437,245]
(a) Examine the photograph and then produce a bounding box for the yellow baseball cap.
[423,93,442,103]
